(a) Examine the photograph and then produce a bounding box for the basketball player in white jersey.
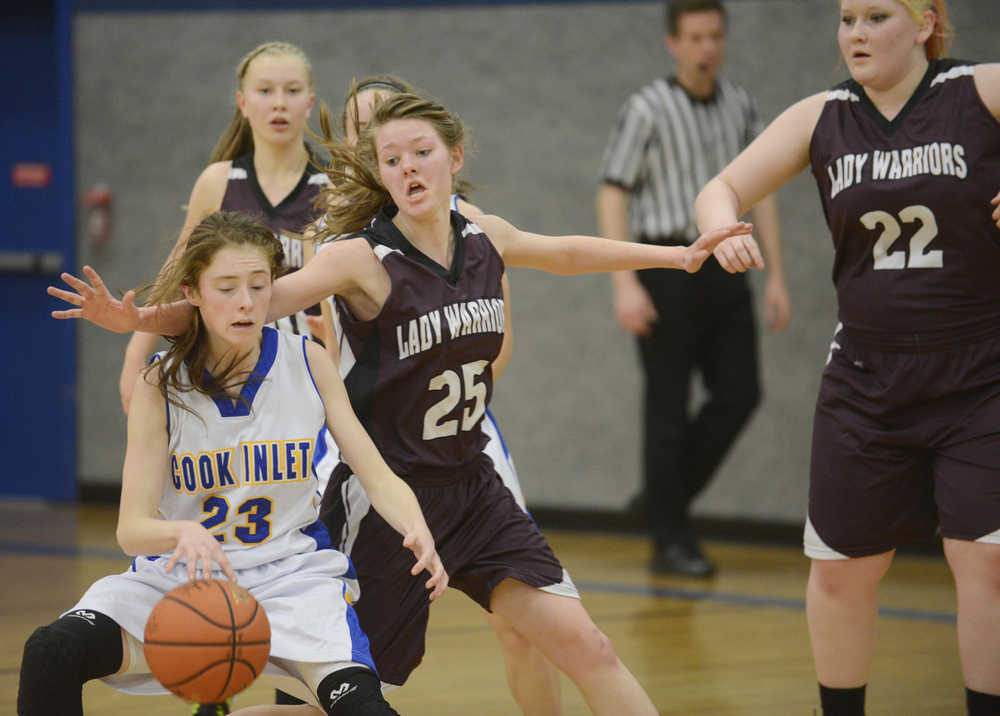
[20,211,445,716]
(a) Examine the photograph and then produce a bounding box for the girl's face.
[838,0,932,90]
[184,245,273,357]
[345,88,388,147]
[374,118,463,220]
[237,54,314,146]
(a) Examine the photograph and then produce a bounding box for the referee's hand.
[613,277,658,336]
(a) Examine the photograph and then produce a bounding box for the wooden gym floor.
[0,502,962,715]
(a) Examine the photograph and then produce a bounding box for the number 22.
[862,204,942,270]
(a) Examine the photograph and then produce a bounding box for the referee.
[596,0,791,577]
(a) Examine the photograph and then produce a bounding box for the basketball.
[143,579,270,703]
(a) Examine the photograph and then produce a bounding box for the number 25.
[423,360,489,440]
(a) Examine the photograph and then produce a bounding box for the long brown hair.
[209,42,314,163]
[312,90,471,242]
[140,211,285,413]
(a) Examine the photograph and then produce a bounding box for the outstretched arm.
[476,213,755,276]
[305,341,447,599]
[48,265,191,335]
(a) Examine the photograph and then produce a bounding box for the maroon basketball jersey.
[337,206,506,482]
[810,59,1000,347]
[221,150,328,334]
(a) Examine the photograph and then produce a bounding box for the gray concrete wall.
[74,1,995,523]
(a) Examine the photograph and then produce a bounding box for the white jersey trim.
[930,64,975,87]
[372,244,403,262]
[826,89,860,103]
[228,166,248,179]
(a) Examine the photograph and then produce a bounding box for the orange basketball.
[144,579,270,703]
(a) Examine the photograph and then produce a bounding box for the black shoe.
[191,702,231,716]
[651,539,716,577]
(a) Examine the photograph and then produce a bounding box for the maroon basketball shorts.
[328,457,568,686]
[805,327,1000,559]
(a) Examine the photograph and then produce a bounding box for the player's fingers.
[122,290,136,310]
[81,266,108,294]
[723,237,760,272]
[410,551,429,577]
[216,554,237,583]
[164,553,179,575]
[59,272,94,296]
[47,286,83,305]
[703,221,753,249]
[741,236,765,269]
[50,308,83,320]
[425,558,448,600]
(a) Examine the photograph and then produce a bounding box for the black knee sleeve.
[276,688,307,705]
[18,609,123,716]
[317,667,399,716]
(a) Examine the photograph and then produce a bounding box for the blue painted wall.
[0,1,77,500]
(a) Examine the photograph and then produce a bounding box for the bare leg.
[489,579,656,716]
[483,609,563,715]
[943,538,1000,694]
[806,551,894,687]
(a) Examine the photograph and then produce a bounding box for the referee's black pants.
[635,243,761,547]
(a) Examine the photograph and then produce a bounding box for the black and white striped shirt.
[599,76,762,243]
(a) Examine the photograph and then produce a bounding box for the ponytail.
[208,108,254,163]
[923,0,953,60]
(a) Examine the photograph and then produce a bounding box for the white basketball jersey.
[157,327,333,570]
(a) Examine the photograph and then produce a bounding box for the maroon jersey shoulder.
[220,151,328,271]
[338,207,506,479]
[809,59,1000,343]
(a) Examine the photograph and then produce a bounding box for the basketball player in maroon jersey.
[694,1,1000,713]
[48,87,753,713]
[119,42,332,415]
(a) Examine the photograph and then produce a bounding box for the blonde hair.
[141,211,285,412]
[312,89,471,241]
[897,0,954,59]
[209,42,314,163]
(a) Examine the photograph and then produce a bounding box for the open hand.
[684,222,757,273]
[164,521,238,584]
[47,266,139,333]
[403,530,448,601]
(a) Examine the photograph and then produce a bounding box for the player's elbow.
[115,522,143,556]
